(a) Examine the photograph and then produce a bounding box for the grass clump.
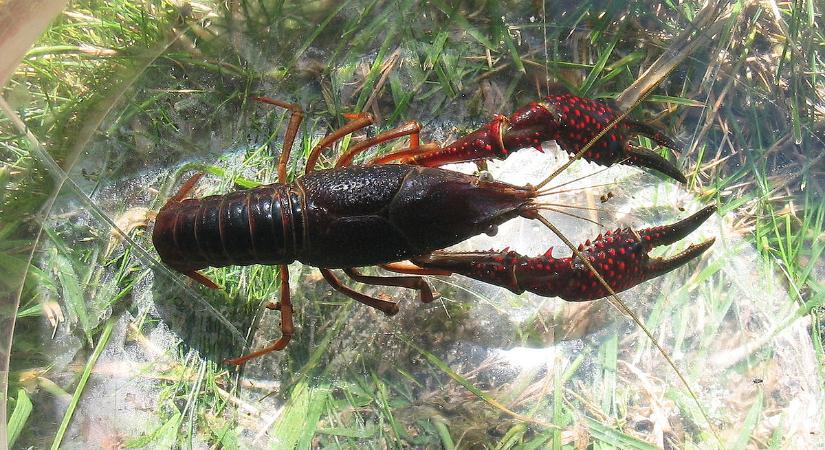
[2,0,823,448]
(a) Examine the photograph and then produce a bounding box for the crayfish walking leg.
[156,97,305,365]
[298,112,441,319]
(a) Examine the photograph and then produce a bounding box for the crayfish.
[152,93,715,364]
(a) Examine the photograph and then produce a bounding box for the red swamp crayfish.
[152,92,716,365]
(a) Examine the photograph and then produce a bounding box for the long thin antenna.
[535,215,723,445]
[535,206,603,227]
[533,201,603,212]
[536,182,616,197]
[536,161,627,196]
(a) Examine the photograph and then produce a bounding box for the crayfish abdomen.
[152,183,303,274]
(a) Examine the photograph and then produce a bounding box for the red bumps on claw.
[412,205,716,301]
[542,93,687,183]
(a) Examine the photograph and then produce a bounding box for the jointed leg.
[225,266,294,365]
[321,269,400,316]
[253,97,304,183]
[335,121,422,168]
[183,270,220,290]
[304,113,432,172]
[167,173,204,204]
[343,268,437,303]
[369,143,442,166]
[380,261,452,276]
[305,113,375,173]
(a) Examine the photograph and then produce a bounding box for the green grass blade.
[580,38,617,96]
[767,412,786,450]
[495,423,527,449]
[424,32,450,70]
[498,18,525,74]
[287,0,354,70]
[429,1,495,50]
[730,390,763,450]
[50,318,115,450]
[271,381,330,448]
[7,388,33,448]
[51,248,93,346]
[124,411,183,448]
[433,419,455,450]
[584,416,660,450]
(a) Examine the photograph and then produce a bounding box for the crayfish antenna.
[535,205,720,445]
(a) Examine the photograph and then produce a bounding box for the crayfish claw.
[638,204,717,247]
[622,120,687,183]
[625,145,687,184]
[412,204,717,302]
[644,238,715,279]
[626,120,683,153]
[634,205,717,280]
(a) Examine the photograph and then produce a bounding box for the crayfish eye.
[485,224,499,237]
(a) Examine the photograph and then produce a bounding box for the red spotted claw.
[412,205,716,301]
[374,92,687,183]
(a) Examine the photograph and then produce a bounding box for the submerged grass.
[1,0,823,448]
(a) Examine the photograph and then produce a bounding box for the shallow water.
[2,1,823,448]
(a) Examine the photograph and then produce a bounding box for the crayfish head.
[517,203,541,220]
[392,167,536,253]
